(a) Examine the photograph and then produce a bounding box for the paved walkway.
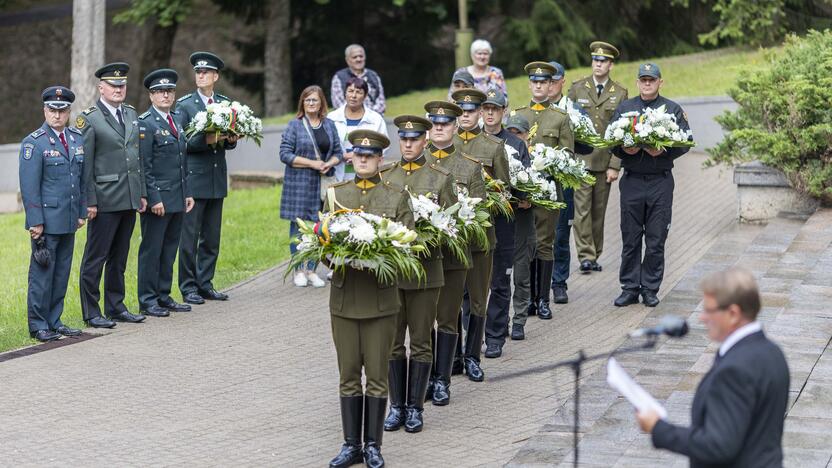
[0,152,746,467]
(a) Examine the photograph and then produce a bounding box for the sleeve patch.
[75,116,86,129]
[23,143,34,160]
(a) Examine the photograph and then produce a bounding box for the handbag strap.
[301,116,323,161]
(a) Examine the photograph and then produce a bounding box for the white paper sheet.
[606,357,668,418]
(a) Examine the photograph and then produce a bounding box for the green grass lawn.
[264,47,769,126]
[0,186,291,352]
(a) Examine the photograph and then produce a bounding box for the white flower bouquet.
[530,143,596,190]
[289,210,426,283]
[604,104,694,151]
[506,146,566,211]
[185,100,264,146]
[453,187,492,251]
[555,98,610,148]
[408,192,467,263]
[482,168,514,219]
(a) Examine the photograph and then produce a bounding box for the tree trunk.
[129,20,179,107]
[71,0,105,112]
[264,0,292,117]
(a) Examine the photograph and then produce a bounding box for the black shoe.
[363,397,387,468]
[141,305,170,317]
[537,299,553,320]
[463,356,484,382]
[614,290,641,307]
[535,260,554,320]
[463,315,485,382]
[642,290,660,307]
[86,316,116,328]
[55,325,82,336]
[183,292,205,305]
[552,285,569,304]
[363,443,384,468]
[159,299,192,312]
[404,360,431,433]
[591,261,603,272]
[109,311,146,323]
[484,342,502,358]
[383,360,407,432]
[199,288,228,301]
[527,301,537,316]
[330,395,363,468]
[432,332,457,406]
[580,259,593,273]
[32,329,61,342]
[451,329,464,375]
[511,323,525,341]
[329,443,363,468]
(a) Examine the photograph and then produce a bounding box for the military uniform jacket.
[176,91,238,199]
[568,76,628,171]
[513,102,575,151]
[19,123,86,234]
[382,151,455,290]
[324,174,414,320]
[139,107,191,213]
[78,101,146,212]
[424,143,485,270]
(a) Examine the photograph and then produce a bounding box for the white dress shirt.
[719,321,763,357]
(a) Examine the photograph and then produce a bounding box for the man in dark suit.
[77,62,148,328]
[176,51,238,305]
[636,267,789,468]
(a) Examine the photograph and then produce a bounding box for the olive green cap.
[393,115,432,137]
[451,88,487,111]
[524,61,556,82]
[589,41,620,61]
[424,100,463,123]
[348,129,389,155]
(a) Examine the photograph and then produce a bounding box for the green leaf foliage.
[113,0,193,27]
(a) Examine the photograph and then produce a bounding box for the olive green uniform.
[568,76,628,263]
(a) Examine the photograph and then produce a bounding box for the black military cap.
[524,61,555,82]
[95,62,130,85]
[451,88,486,111]
[424,100,462,124]
[452,69,475,86]
[143,68,179,91]
[349,129,390,156]
[482,87,507,108]
[590,41,620,61]
[41,86,75,110]
[190,51,225,71]
[393,115,432,138]
[505,114,531,133]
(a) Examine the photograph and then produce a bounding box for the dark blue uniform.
[610,94,691,297]
[19,123,86,334]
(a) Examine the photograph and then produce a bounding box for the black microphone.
[629,315,689,338]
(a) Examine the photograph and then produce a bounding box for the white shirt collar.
[719,321,762,357]
[593,77,609,88]
[198,89,215,106]
[50,127,65,140]
[153,106,171,120]
[99,99,122,117]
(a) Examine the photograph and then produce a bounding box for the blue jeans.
[289,220,316,270]
[552,188,574,289]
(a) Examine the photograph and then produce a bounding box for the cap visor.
[398,131,425,138]
[429,115,454,124]
[482,99,505,107]
[103,79,127,85]
[457,103,479,111]
[529,76,551,82]
[353,147,383,156]
[45,102,71,110]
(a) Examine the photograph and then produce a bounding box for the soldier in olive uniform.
[137,69,195,318]
[78,62,148,328]
[20,86,86,342]
[177,52,238,305]
[451,88,511,381]
[568,41,628,274]
[325,130,412,468]
[382,115,455,434]
[422,100,486,405]
[512,61,574,326]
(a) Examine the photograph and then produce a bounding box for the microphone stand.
[492,336,659,468]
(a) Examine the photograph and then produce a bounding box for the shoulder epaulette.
[482,132,503,145]
[177,93,193,103]
[30,129,46,139]
[123,103,135,110]
[550,106,567,115]
[171,109,180,115]
[429,162,451,176]
[82,106,98,115]
[67,127,83,135]
[330,180,351,188]
[461,152,483,165]
[139,111,151,120]
[216,93,230,102]
[514,106,528,111]
[380,161,398,172]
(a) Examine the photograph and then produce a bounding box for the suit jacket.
[651,330,789,468]
[138,107,190,213]
[78,100,146,212]
[175,91,237,200]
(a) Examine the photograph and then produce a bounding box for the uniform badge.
[49,137,55,145]
[360,137,370,146]
[463,95,472,102]
[577,98,590,104]
[75,116,86,129]
[404,121,414,129]
[436,108,445,115]
[23,143,33,160]
[75,146,84,155]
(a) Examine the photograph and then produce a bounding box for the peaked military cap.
[452,69,475,86]
[41,86,75,110]
[589,41,620,61]
[638,62,662,79]
[482,87,507,108]
[505,114,531,133]
[451,88,486,111]
[143,68,179,90]
[548,61,566,80]
[95,62,130,85]
[524,61,555,82]
[348,129,390,155]
[393,115,432,138]
[190,51,225,71]
[424,100,462,124]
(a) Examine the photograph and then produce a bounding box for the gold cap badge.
[405,121,413,129]
[437,108,445,115]
[361,137,370,146]
[463,95,471,102]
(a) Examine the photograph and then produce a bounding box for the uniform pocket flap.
[188,167,205,175]
[156,181,171,191]
[47,158,67,165]
[96,174,119,183]
[42,196,58,207]
[540,127,560,137]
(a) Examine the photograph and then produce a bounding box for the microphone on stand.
[629,315,689,338]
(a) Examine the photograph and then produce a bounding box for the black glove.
[33,237,51,268]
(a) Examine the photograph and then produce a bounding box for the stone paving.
[0,152,827,467]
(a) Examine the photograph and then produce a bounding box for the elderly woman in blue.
[279,85,343,288]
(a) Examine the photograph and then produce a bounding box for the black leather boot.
[432,331,457,406]
[363,396,387,468]
[463,315,486,382]
[452,314,464,375]
[537,260,554,320]
[404,360,432,433]
[329,395,363,468]
[426,329,436,402]
[383,359,407,431]
[528,258,538,316]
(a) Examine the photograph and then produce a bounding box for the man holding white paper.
[634,267,789,468]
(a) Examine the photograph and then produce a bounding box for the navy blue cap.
[505,114,531,133]
[42,86,75,110]
[452,69,475,86]
[143,68,179,90]
[483,87,507,107]
[638,62,662,79]
[190,51,225,71]
[95,62,129,85]
[548,61,565,80]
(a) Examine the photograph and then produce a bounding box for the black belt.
[623,169,671,178]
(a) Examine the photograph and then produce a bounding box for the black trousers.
[28,233,75,332]
[485,214,515,346]
[80,210,136,320]
[619,171,674,293]
[179,198,224,295]
[138,211,184,308]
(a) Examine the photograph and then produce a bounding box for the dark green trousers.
[464,249,494,318]
[436,269,468,333]
[331,314,397,397]
[391,288,440,363]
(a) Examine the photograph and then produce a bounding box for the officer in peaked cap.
[94,62,130,86]
[20,86,86,342]
[190,51,225,71]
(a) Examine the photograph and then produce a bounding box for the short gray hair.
[345,44,365,58]
[700,267,761,320]
[470,39,492,57]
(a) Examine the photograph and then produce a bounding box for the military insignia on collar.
[23,143,33,160]
[49,137,55,145]
[463,95,472,102]
[75,147,84,155]
[75,116,86,129]
[437,108,445,115]
[360,137,370,146]
[405,121,414,129]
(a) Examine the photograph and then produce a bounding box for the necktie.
[596,84,604,97]
[58,132,68,155]
[208,97,213,105]
[167,114,179,137]
[116,108,125,128]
